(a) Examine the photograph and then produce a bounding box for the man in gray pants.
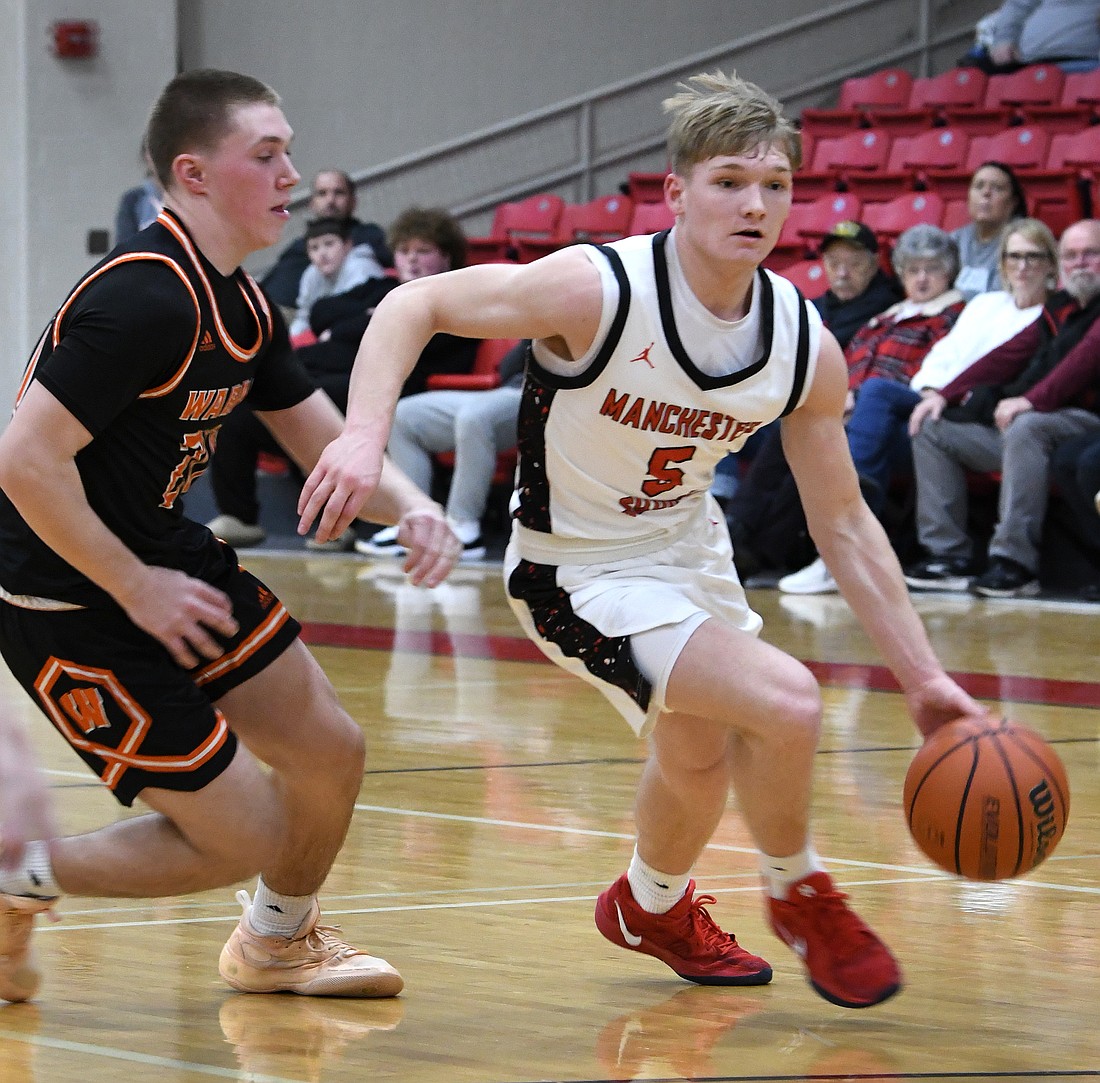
[903,219,1100,597]
[358,342,526,560]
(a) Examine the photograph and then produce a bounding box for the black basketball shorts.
[0,564,301,807]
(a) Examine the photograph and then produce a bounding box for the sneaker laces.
[303,922,366,961]
[671,894,740,952]
[797,882,877,946]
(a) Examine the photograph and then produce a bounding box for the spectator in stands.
[778,224,966,593]
[951,162,1028,300]
[260,169,391,310]
[963,0,1100,73]
[903,218,1100,598]
[711,220,901,512]
[723,221,903,578]
[205,207,477,550]
[358,341,528,560]
[114,143,162,245]
[847,219,1057,512]
[814,222,906,349]
[289,217,381,338]
[1050,431,1100,597]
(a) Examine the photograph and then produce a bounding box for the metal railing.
[289,0,973,228]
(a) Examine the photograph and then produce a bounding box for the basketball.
[903,717,1070,880]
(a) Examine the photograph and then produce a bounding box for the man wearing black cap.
[814,221,904,349]
[723,221,902,576]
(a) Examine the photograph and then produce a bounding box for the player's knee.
[309,708,365,783]
[771,666,823,748]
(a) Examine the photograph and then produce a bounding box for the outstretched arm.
[260,390,459,587]
[782,330,989,736]
[297,247,603,543]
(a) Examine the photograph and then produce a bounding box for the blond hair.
[663,70,801,174]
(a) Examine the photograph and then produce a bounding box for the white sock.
[626,847,691,914]
[758,845,825,900]
[0,840,60,899]
[248,878,314,938]
[448,519,481,544]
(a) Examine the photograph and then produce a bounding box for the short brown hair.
[663,70,801,174]
[388,207,468,269]
[145,69,280,190]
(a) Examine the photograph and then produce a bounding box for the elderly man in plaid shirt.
[778,224,965,594]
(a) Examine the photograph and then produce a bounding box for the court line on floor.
[299,620,1100,709]
[0,1029,299,1083]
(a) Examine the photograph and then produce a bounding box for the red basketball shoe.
[594,874,772,985]
[766,871,901,1008]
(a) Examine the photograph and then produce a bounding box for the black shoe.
[1080,583,1100,603]
[903,556,976,592]
[970,557,1040,598]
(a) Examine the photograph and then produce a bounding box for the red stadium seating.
[465,193,565,263]
[627,200,675,234]
[943,63,1064,136]
[801,68,914,135]
[514,194,634,261]
[626,171,670,204]
[863,191,945,248]
[1024,69,1100,130]
[777,259,828,298]
[426,339,522,488]
[966,125,1050,172]
[848,127,969,203]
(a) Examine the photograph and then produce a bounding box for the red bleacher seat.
[1023,69,1100,131]
[966,125,1050,172]
[465,193,565,263]
[627,200,675,235]
[1022,82,1100,133]
[791,192,863,250]
[818,128,892,178]
[985,63,1065,109]
[863,68,988,138]
[910,67,989,113]
[426,338,522,487]
[514,194,634,262]
[801,68,915,135]
[1044,126,1100,224]
[626,171,670,203]
[863,191,945,249]
[848,127,969,203]
[944,63,1064,136]
[776,259,828,298]
[773,197,860,267]
[941,199,970,232]
[426,337,520,392]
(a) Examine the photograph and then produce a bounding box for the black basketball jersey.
[0,209,315,606]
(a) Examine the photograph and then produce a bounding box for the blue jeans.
[846,377,921,513]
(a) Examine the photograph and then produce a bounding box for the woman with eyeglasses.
[780,218,1057,594]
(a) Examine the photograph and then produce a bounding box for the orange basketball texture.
[903,718,1070,880]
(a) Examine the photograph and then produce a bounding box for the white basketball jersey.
[513,229,822,565]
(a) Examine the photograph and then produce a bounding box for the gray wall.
[1,0,988,404]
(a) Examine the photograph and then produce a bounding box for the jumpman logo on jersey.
[629,342,655,368]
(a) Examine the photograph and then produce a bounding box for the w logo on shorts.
[60,686,111,734]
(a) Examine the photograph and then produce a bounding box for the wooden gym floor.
[1,550,1098,1083]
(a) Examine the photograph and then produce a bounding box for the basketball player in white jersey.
[301,70,988,1009]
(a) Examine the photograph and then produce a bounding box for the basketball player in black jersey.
[0,69,459,1004]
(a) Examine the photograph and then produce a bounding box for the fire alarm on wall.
[51,20,99,59]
